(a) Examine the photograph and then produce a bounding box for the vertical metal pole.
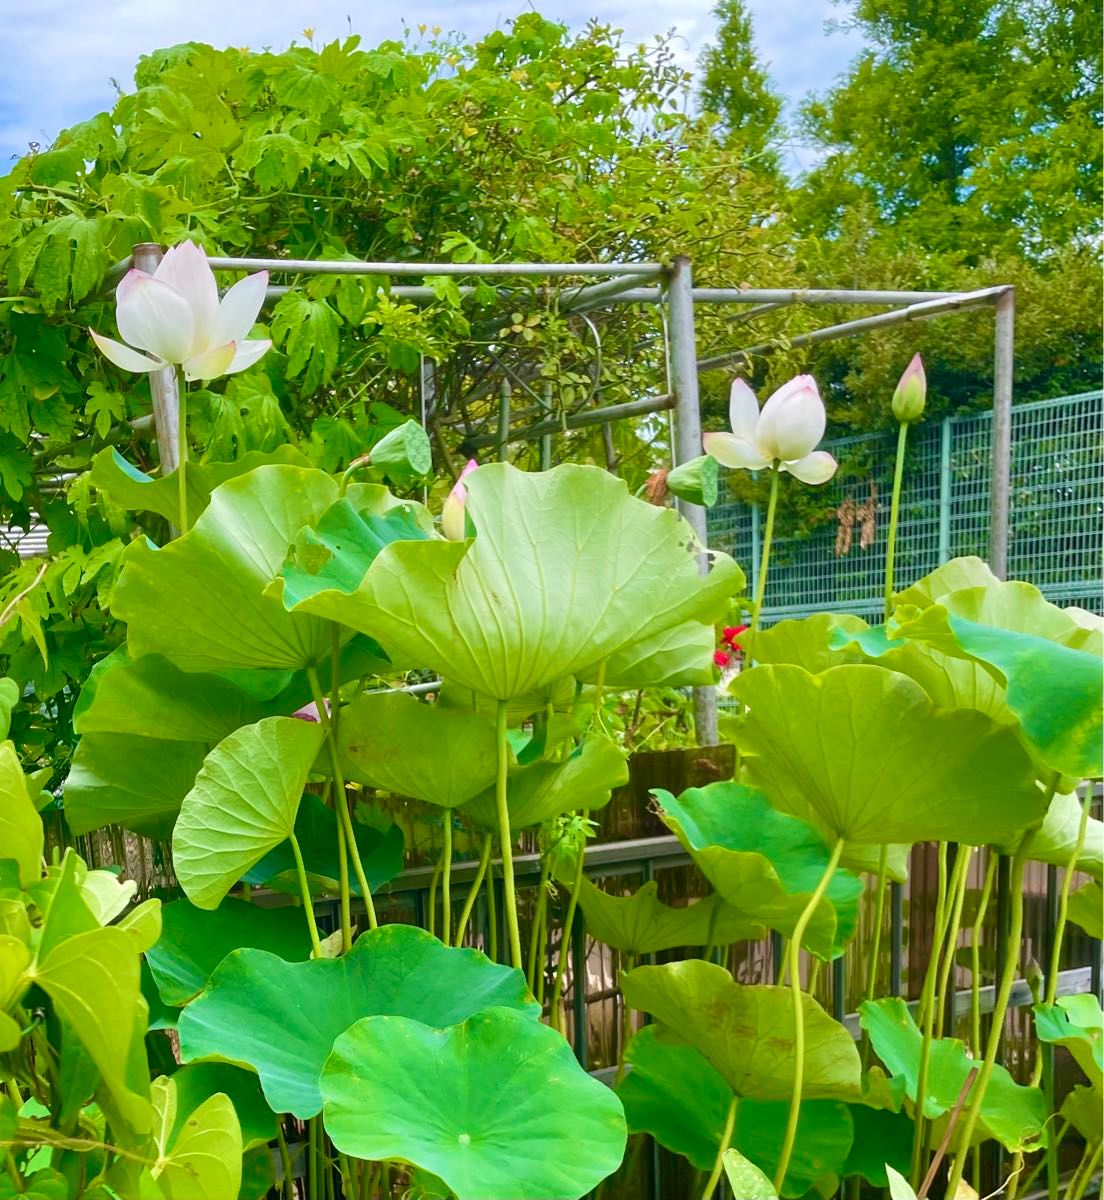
[540,380,554,471]
[497,379,511,463]
[938,418,952,563]
[571,913,588,1067]
[988,289,1015,578]
[666,256,718,746]
[131,243,181,478]
[832,953,846,1023]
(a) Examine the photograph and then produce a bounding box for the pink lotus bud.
[442,459,479,540]
[892,353,926,424]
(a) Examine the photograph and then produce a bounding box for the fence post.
[131,243,181,481]
[666,256,718,746]
[938,418,952,563]
[988,288,1015,578]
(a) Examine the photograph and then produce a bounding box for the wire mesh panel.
[708,391,1104,618]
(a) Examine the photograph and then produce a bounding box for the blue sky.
[0,0,865,173]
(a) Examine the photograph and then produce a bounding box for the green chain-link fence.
[708,390,1104,620]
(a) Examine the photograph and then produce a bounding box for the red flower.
[723,624,748,647]
[713,649,731,668]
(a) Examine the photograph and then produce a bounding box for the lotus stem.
[944,830,1039,1194]
[934,845,974,1040]
[440,815,453,943]
[1069,1140,1103,1200]
[885,421,909,620]
[701,1094,739,1200]
[307,665,378,929]
[614,952,636,1087]
[455,833,492,948]
[330,634,352,951]
[289,830,323,958]
[550,829,588,1032]
[1016,1121,1067,1197]
[750,466,780,640]
[494,699,524,969]
[527,854,551,987]
[275,1123,295,1200]
[774,836,845,1191]
[427,853,441,940]
[486,858,498,961]
[863,846,890,1004]
[970,852,998,1057]
[177,375,189,533]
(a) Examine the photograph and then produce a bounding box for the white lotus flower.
[702,375,838,484]
[90,241,271,382]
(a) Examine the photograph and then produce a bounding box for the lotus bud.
[442,459,479,540]
[665,455,720,507]
[892,353,927,424]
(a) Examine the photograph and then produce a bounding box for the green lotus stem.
[911,840,956,1183]
[944,831,1038,1195]
[970,852,998,1059]
[486,858,497,961]
[455,833,492,948]
[535,887,550,1008]
[1069,1140,1103,1200]
[527,854,551,987]
[289,830,323,958]
[1016,1120,1067,1197]
[884,421,909,621]
[806,956,822,996]
[774,836,845,1192]
[427,852,442,940]
[934,845,974,1040]
[275,1123,295,1200]
[702,894,722,962]
[440,816,453,942]
[864,846,890,1004]
[308,1114,320,1200]
[701,1093,739,1200]
[329,633,352,951]
[307,665,378,930]
[614,952,636,1087]
[380,1160,392,1198]
[750,466,780,639]
[494,699,524,970]
[550,830,588,1032]
[177,375,189,534]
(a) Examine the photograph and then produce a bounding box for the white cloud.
[0,0,863,168]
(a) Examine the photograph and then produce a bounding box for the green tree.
[698,0,785,168]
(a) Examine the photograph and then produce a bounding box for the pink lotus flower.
[442,459,479,541]
[90,241,271,382]
[892,353,927,424]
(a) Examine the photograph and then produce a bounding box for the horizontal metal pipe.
[559,271,664,312]
[208,256,663,278]
[698,286,1010,371]
[462,392,676,450]
[260,284,479,304]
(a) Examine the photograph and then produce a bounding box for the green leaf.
[34,927,150,1134]
[1034,994,1102,1090]
[64,733,206,839]
[747,612,870,673]
[621,960,861,1102]
[321,1007,626,1200]
[860,997,1046,1151]
[84,383,127,439]
[338,691,499,808]
[729,665,1044,845]
[892,584,1103,778]
[0,679,19,740]
[89,445,310,529]
[1005,789,1102,881]
[282,462,742,700]
[168,1063,277,1150]
[172,717,325,910]
[1067,883,1103,939]
[178,923,537,1118]
[113,465,341,673]
[146,897,313,1006]
[0,740,42,886]
[270,294,341,392]
[841,1104,914,1186]
[242,790,404,897]
[463,735,629,831]
[151,1078,242,1200]
[1059,1084,1102,1143]
[0,1169,69,1199]
[570,878,763,957]
[654,783,863,959]
[886,1165,919,1200]
[723,1150,778,1198]
[894,557,1000,609]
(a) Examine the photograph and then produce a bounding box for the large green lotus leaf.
[571,878,763,956]
[90,445,310,528]
[321,1007,627,1200]
[283,462,742,700]
[1001,788,1103,880]
[1034,995,1103,1090]
[168,1063,277,1150]
[177,923,537,1118]
[621,961,861,1102]
[242,790,404,897]
[860,998,1046,1151]
[841,1105,914,1186]
[0,741,41,887]
[463,735,629,831]
[277,487,432,611]
[1060,1084,1103,1143]
[894,556,999,608]
[34,927,150,1133]
[729,665,1044,845]
[749,613,869,673]
[654,783,863,959]
[437,675,577,727]
[113,465,341,673]
[64,733,206,839]
[892,587,1102,777]
[151,1077,242,1200]
[0,1169,68,1199]
[1067,882,1103,938]
[337,691,498,808]
[723,1151,777,1199]
[838,842,911,882]
[579,620,719,688]
[619,1026,853,1194]
[172,717,325,910]
[146,898,313,1006]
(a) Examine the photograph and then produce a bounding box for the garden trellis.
[117,242,1019,744]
